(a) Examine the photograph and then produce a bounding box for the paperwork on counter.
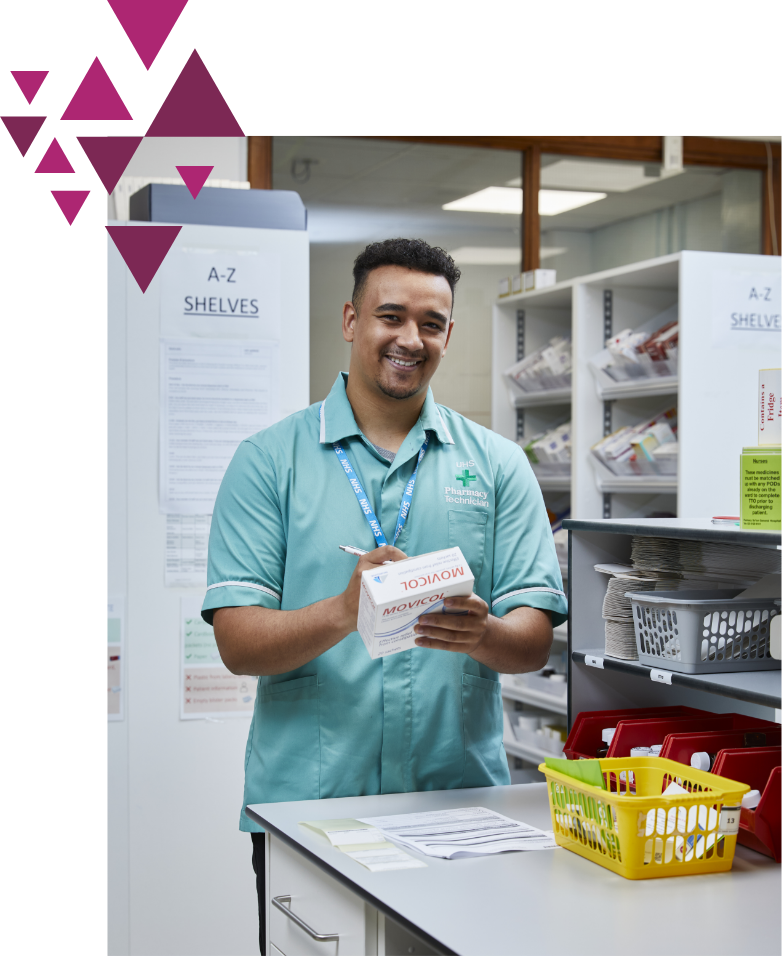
[300,818,427,872]
[357,807,558,859]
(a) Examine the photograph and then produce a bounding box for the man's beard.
[375,377,423,401]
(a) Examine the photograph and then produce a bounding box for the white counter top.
[248,783,780,956]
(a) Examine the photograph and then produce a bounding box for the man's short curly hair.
[352,238,461,313]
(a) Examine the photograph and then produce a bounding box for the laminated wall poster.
[181,596,256,719]
[108,596,124,720]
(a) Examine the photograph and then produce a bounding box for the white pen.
[339,544,395,565]
[339,545,368,556]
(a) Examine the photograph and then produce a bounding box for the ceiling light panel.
[443,186,606,216]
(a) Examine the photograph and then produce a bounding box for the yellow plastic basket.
[538,757,750,879]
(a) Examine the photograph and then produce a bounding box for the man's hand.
[414,598,553,674]
[336,545,407,633]
[413,594,489,655]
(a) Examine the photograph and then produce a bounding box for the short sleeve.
[490,442,568,628]
[201,438,285,625]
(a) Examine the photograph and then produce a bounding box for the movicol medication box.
[357,547,474,660]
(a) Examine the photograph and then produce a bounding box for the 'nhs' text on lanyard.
[332,438,429,548]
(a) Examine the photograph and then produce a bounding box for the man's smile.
[384,353,424,371]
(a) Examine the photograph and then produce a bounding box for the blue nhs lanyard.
[333,438,428,546]
[324,419,429,547]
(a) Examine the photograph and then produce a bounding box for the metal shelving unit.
[565,517,781,724]
[571,648,781,710]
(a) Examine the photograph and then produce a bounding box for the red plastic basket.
[712,749,781,862]
[608,714,778,759]
[660,727,781,765]
[564,706,706,760]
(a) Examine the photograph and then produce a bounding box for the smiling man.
[202,238,567,953]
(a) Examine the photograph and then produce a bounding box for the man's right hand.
[337,545,407,633]
[214,545,408,676]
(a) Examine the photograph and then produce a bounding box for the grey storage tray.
[625,589,780,674]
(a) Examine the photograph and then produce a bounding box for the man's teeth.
[387,357,419,367]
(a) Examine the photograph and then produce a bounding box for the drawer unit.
[269,834,374,956]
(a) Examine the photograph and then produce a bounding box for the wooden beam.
[762,149,781,256]
[363,135,781,169]
[521,146,540,272]
[247,136,272,189]
[683,136,780,170]
[365,136,664,163]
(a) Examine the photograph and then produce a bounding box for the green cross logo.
[456,469,477,487]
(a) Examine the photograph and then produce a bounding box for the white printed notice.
[108,596,124,721]
[166,514,211,587]
[160,339,279,514]
[711,271,781,349]
[181,596,256,719]
[358,807,559,859]
[161,247,281,341]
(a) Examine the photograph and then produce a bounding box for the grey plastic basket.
[625,589,780,674]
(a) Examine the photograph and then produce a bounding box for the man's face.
[343,265,454,401]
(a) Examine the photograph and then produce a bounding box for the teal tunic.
[203,373,567,831]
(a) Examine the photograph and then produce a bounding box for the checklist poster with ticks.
[180,596,257,720]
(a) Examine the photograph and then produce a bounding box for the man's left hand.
[414,593,490,656]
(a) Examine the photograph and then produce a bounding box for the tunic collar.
[319,372,454,447]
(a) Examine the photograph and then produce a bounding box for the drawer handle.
[272,895,339,942]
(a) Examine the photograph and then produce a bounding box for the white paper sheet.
[161,246,281,342]
[324,828,386,846]
[343,847,427,872]
[166,514,211,587]
[160,338,279,514]
[358,807,559,859]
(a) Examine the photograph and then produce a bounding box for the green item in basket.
[545,757,605,790]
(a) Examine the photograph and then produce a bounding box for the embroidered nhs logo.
[373,572,389,584]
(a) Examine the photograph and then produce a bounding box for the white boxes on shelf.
[590,408,678,478]
[503,336,571,401]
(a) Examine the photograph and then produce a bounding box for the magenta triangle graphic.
[1,115,46,156]
[61,58,132,121]
[146,50,243,136]
[11,70,48,104]
[52,190,89,224]
[107,224,181,292]
[78,136,143,193]
[35,138,75,174]
[107,0,189,70]
[176,164,213,198]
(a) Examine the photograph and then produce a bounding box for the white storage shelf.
[492,251,780,521]
[501,680,568,715]
[502,735,555,765]
[511,386,571,409]
[566,518,782,722]
[595,375,678,402]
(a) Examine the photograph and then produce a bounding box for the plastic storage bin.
[711,748,781,862]
[626,589,780,673]
[607,713,776,758]
[563,706,707,760]
[539,756,750,880]
[659,727,781,766]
